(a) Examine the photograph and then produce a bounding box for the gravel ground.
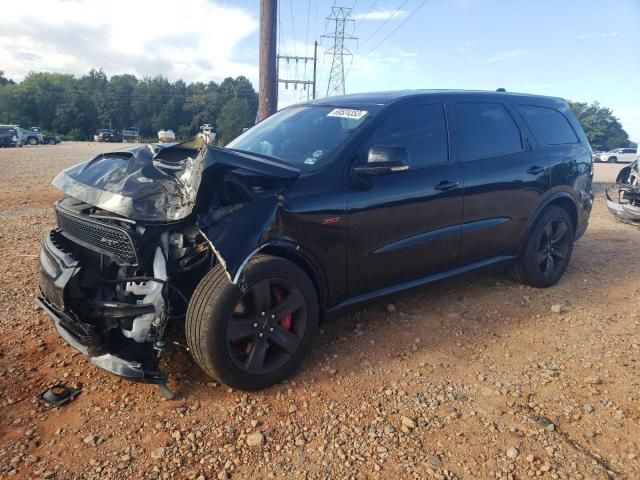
[0,143,638,480]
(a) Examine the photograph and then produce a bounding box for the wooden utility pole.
[258,0,278,122]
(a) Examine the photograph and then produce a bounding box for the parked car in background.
[38,90,593,392]
[19,127,42,145]
[94,129,123,143]
[122,127,140,143]
[30,127,45,144]
[158,129,176,143]
[42,134,62,145]
[594,147,637,163]
[0,126,19,147]
[0,125,23,146]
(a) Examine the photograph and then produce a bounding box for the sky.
[1,0,639,140]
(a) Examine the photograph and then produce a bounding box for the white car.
[595,147,637,163]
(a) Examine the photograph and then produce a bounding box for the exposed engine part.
[121,232,168,342]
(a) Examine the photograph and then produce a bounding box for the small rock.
[550,304,562,313]
[217,471,230,480]
[151,447,165,460]
[427,454,443,467]
[400,416,416,429]
[506,447,519,459]
[83,435,98,446]
[246,432,265,447]
[584,376,601,385]
[386,303,396,313]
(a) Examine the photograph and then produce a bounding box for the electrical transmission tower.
[322,6,357,97]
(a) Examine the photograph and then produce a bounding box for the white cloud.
[0,0,258,83]
[353,9,408,21]
[486,49,529,63]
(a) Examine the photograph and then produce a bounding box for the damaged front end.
[606,160,640,225]
[37,139,298,384]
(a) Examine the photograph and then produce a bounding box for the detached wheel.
[186,255,319,390]
[511,206,574,288]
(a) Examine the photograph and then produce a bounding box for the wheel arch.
[232,241,328,310]
[517,192,578,253]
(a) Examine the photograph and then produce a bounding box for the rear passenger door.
[449,98,549,264]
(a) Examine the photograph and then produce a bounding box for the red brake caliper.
[272,286,292,331]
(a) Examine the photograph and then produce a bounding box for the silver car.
[595,147,637,163]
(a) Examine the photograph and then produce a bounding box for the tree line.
[0,69,635,150]
[568,101,635,151]
[0,69,257,144]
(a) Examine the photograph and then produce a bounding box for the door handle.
[434,180,459,191]
[527,166,545,175]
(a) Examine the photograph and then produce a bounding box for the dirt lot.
[0,142,638,480]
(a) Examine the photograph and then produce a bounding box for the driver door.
[346,101,463,298]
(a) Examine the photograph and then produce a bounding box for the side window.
[517,104,578,145]
[366,103,448,167]
[454,102,522,160]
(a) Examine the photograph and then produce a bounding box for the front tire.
[511,206,574,288]
[186,255,319,390]
[608,156,617,163]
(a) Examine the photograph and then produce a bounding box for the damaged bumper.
[605,190,640,225]
[37,230,167,384]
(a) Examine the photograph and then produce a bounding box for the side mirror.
[353,146,410,176]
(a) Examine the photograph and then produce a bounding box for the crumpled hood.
[51,140,299,222]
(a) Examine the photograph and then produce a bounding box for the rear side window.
[517,105,578,145]
[366,103,449,167]
[454,103,522,160]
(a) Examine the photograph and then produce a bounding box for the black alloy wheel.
[511,205,574,288]
[536,218,571,279]
[186,255,318,390]
[226,278,308,375]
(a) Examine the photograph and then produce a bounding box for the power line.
[304,0,312,100]
[344,0,430,85]
[289,0,298,57]
[358,0,408,50]
[361,0,380,19]
[361,0,429,59]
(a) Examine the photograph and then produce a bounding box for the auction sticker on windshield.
[327,108,368,120]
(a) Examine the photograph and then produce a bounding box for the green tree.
[0,69,258,141]
[0,71,14,86]
[569,101,632,151]
[217,96,254,144]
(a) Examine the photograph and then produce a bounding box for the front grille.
[55,207,137,265]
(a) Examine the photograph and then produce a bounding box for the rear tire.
[511,206,574,288]
[186,255,319,390]
[28,137,37,145]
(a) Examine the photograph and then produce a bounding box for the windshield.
[0,128,15,135]
[226,105,373,170]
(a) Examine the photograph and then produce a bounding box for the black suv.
[38,90,593,392]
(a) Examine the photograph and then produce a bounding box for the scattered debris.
[37,384,81,407]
